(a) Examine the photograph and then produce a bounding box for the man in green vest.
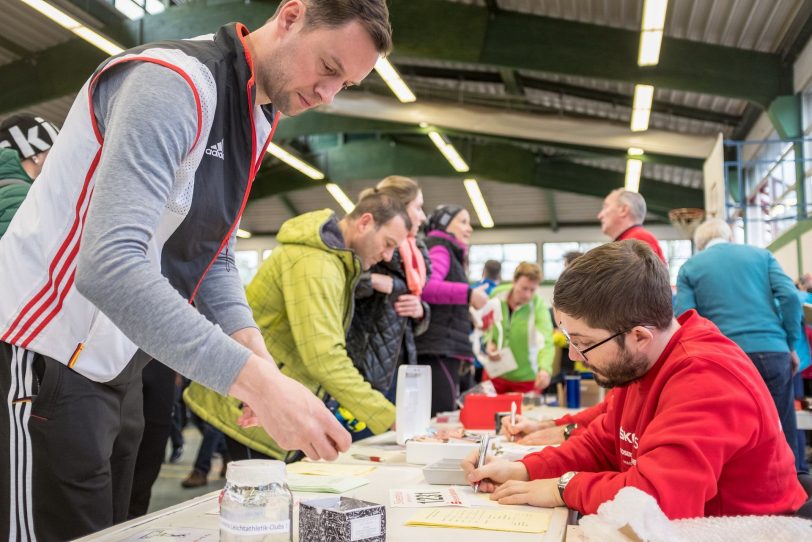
[185,191,410,460]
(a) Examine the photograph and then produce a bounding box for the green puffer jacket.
[0,148,33,239]
[485,283,555,382]
[185,209,396,459]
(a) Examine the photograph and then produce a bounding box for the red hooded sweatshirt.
[520,310,806,519]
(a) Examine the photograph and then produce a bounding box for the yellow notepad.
[405,507,551,533]
[287,462,376,477]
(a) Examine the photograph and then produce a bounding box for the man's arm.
[768,253,803,348]
[535,298,555,376]
[673,264,696,316]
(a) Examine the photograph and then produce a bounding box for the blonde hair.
[513,262,542,283]
[359,176,420,206]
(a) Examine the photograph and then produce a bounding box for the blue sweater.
[674,241,801,353]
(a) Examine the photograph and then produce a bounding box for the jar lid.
[225,459,286,486]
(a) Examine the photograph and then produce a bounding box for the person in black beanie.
[0,113,59,238]
[415,205,489,415]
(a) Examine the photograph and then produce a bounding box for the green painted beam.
[544,189,558,232]
[273,112,704,170]
[249,138,702,215]
[499,68,524,96]
[0,0,793,115]
[278,194,300,217]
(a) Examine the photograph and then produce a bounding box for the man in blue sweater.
[674,218,804,472]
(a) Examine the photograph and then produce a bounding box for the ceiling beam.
[249,138,702,215]
[544,189,558,232]
[0,0,793,115]
[278,194,300,217]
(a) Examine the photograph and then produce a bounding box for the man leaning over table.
[463,240,806,519]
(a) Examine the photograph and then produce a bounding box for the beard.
[257,42,297,115]
[586,346,650,389]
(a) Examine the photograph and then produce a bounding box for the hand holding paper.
[490,478,565,508]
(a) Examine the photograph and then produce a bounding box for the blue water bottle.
[565,372,581,408]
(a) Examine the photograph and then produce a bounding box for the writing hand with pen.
[460,449,564,507]
[500,414,566,445]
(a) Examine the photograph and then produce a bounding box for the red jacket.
[520,310,806,519]
[617,225,666,263]
[554,390,615,438]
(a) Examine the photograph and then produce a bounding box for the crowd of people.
[0,0,811,539]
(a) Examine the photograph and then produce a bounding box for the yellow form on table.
[405,507,551,533]
[286,462,376,476]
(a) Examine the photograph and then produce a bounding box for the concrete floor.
[147,426,227,514]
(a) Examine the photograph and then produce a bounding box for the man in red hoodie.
[464,239,806,519]
[598,188,666,263]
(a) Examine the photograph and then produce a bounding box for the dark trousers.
[128,360,176,518]
[0,342,148,541]
[417,354,461,416]
[191,416,228,475]
[747,351,804,473]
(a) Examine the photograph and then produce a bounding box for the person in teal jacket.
[484,262,555,394]
[0,113,59,238]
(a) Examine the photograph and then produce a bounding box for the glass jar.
[220,459,292,542]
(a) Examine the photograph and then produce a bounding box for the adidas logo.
[205,139,224,159]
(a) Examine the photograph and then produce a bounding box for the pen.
[473,435,490,494]
[510,401,517,442]
[352,453,385,463]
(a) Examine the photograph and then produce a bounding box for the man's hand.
[535,370,551,390]
[394,294,424,319]
[371,273,393,294]
[500,414,555,439]
[790,350,800,375]
[486,342,501,361]
[470,284,489,310]
[518,425,566,446]
[229,354,351,461]
[460,450,529,493]
[490,478,564,507]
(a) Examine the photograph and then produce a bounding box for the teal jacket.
[674,241,801,353]
[0,148,33,239]
[485,283,555,381]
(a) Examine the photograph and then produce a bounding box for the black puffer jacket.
[346,240,432,393]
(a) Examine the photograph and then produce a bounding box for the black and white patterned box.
[299,496,386,542]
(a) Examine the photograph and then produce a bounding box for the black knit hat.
[426,204,464,233]
[0,113,59,160]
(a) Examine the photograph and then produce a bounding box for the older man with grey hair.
[597,188,666,262]
[674,218,805,472]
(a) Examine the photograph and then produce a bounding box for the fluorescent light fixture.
[266,143,325,180]
[20,0,124,56]
[638,0,668,66]
[326,183,355,213]
[236,228,252,239]
[627,147,645,156]
[144,0,165,15]
[463,178,494,228]
[625,159,643,192]
[428,131,469,172]
[374,57,416,103]
[114,0,164,20]
[630,84,654,132]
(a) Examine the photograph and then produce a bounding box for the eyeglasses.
[559,325,633,362]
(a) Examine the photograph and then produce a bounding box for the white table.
[78,465,569,542]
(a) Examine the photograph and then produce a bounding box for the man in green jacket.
[186,192,410,460]
[0,113,59,238]
[485,262,555,394]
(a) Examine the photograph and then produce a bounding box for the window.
[659,240,693,284]
[541,242,601,281]
[468,243,538,282]
[234,250,260,286]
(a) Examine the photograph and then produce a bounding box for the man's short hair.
[553,240,673,334]
[349,191,411,231]
[612,188,647,224]
[274,0,392,54]
[562,251,583,268]
[693,218,733,251]
[513,262,541,283]
[483,260,501,281]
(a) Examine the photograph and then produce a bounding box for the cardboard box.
[299,496,385,542]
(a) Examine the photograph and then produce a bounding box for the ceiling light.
[638,0,668,66]
[374,57,416,103]
[630,84,654,132]
[19,0,124,56]
[463,179,494,228]
[625,159,643,193]
[428,131,469,172]
[326,183,355,213]
[627,147,645,156]
[267,143,325,180]
[236,228,252,239]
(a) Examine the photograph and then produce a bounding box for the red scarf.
[399,236,427,296]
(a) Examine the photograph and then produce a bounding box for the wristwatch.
[563,423,578,440]
[557,471,577,500]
